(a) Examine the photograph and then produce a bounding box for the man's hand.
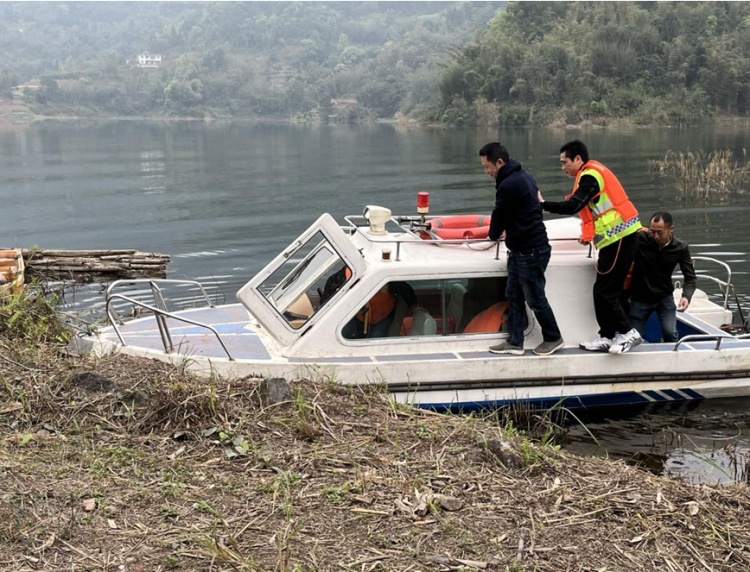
[677,297,689,311]
[537,190,544,202]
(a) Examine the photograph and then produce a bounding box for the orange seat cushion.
[463,302,509,333]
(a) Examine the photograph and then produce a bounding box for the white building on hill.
[137,53,162,68]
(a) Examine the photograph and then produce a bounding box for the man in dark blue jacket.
[479,142,563,356]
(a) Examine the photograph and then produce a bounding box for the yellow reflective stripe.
[595,209,622,231]
[582,168,612,216]
[580,167,604,190]
[590,191,614,216]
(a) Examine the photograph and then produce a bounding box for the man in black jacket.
[479,142,563,356]
[618,211,696,347]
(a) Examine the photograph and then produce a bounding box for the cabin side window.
[256,231,351,329]
[341,276,509,340]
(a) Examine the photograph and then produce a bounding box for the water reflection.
[563,398,750,485]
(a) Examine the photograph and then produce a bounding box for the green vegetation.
[4,2,750,125]
[650,149,750,201]
[440,2,750,126]
[0,2,501,121]
[0,282,70,350]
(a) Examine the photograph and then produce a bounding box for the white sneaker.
[579,335,613,352]
[609,328,643,354]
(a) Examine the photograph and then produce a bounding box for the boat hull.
[78,303,750,411]
[81,215,749,412]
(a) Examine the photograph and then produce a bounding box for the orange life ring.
[426,215,492,240]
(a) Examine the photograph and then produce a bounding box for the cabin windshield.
[256,230,351,329]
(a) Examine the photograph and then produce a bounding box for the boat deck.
[101,303,750,364]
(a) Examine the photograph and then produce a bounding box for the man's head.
[479,142,510,180]
[559,140,589,178]
[649,211,674,246]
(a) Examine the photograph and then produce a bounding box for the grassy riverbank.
[1,294,750,570]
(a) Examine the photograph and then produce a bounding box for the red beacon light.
[417,191,429,214]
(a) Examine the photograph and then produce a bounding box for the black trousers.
[593,232,638,339]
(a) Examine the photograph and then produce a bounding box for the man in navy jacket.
[479,142,563,356]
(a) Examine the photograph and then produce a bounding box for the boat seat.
[446,283,466,334]
[285,293,315,328]
[387,296,411,337]
[405,284,465,335]
[409,308,437,336]
[462,301,509,333]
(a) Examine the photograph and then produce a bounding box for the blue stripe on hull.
[678,387,704,399]
[659,389,684,400]
[416,387,705,412]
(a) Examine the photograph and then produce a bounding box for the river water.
[2,119,749,484]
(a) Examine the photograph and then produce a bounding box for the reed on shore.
[650,148,750,201]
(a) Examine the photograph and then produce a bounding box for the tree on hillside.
[439,1,750,126]
[0,1,502,120]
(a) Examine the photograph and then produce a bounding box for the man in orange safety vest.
[539,139,643,354]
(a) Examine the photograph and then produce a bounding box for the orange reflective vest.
[356,288,396,332]
[568,160,641,249]
[341,266,395,332]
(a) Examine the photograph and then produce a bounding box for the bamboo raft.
[20,249,170,281]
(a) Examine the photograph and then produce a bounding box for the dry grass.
[1,287,750,570]
[1,347,750,571]
[649,148,750,201]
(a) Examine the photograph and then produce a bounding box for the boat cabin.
[237,208,603,359]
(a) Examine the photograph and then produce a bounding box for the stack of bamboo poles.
[21,249,170,281]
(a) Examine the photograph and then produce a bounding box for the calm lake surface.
[2,119,750,483]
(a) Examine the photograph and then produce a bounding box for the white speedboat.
[76,198,750,410]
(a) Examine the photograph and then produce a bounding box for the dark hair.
[559,140,589,163]
[479,142,510,164]
[650,211,673,226]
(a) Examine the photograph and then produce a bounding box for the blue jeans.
[628,295,678,342]
[506,245,562,347]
